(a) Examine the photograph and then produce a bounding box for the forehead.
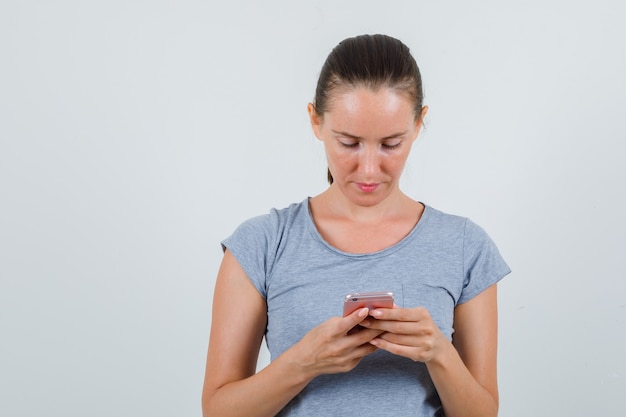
[322,87,416,132]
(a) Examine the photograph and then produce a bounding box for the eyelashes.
[339,142,359,148]
[338,141,402,150]
[382,143,401,150]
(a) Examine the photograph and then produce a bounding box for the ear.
[412,105,429,138]
[419,105,429,123]
[307,103,323,141]
[417,105,429,128]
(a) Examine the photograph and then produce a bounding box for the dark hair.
[312,34,424,184]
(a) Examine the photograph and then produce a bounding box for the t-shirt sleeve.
[220,213,277,300]
[458,219,511,304]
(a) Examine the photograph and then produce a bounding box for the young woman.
[202,34,510,417]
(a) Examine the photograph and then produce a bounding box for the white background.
[1,1,625,416]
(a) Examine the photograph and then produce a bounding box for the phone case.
[343,291,394,316]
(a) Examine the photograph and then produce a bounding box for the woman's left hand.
[358,306,451,363]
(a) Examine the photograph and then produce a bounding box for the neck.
[316,184,412,223]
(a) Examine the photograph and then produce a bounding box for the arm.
[202,249,381,417]
[360,284,499,417]
[428,284,499,417]
[201,249,308,417]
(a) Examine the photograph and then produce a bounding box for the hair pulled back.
[312,34,424,184]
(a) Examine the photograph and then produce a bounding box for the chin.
[347,190,389,208]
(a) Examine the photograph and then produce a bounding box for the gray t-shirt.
[222,198,510,417]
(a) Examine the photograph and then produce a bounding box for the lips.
[356,183,379,192]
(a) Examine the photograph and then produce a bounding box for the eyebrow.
[331,129,408,140]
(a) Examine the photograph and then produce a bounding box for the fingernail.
[371,310,382,317]
[361,319,371,327]
[358,307,369,317]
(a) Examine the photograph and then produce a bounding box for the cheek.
[326,149,356,172]
[388,157,407,172]
[389,151,411,170]
[376,155,410,179]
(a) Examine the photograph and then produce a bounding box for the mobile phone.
[343,291,394,316]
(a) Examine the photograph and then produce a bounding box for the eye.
[382,141,402,150]
[339,141,359,148]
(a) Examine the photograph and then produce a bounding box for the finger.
[377,331,426,346]
[348,327,385,343]
[370,306,428,321]
[359,318,418,335]
[340,307,370,333]
[351,340,380,357]
[369,337,419,360]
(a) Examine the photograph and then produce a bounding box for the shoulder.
[422,205,467,229]
[418,205,471,246]
[422,206,510,302]
[220,199,311,298]
[241,198,308,231]
[419,205,507,273]
[223,199,309,248]
[422,205,490,240]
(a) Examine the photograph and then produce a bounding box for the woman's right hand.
[284,307,384,378]
[203,250,383,417]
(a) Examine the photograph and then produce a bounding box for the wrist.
[425,336,457,370]
[275,342,318,385]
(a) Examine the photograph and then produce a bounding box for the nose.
[358,144,380,177]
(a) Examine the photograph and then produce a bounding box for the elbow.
[201,393,208,417]
[201,387,215,417]
[481,391,498,417]
[484,395,499,417]
[491,390,499,417]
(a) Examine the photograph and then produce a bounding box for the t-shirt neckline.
[303,197,430,259]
